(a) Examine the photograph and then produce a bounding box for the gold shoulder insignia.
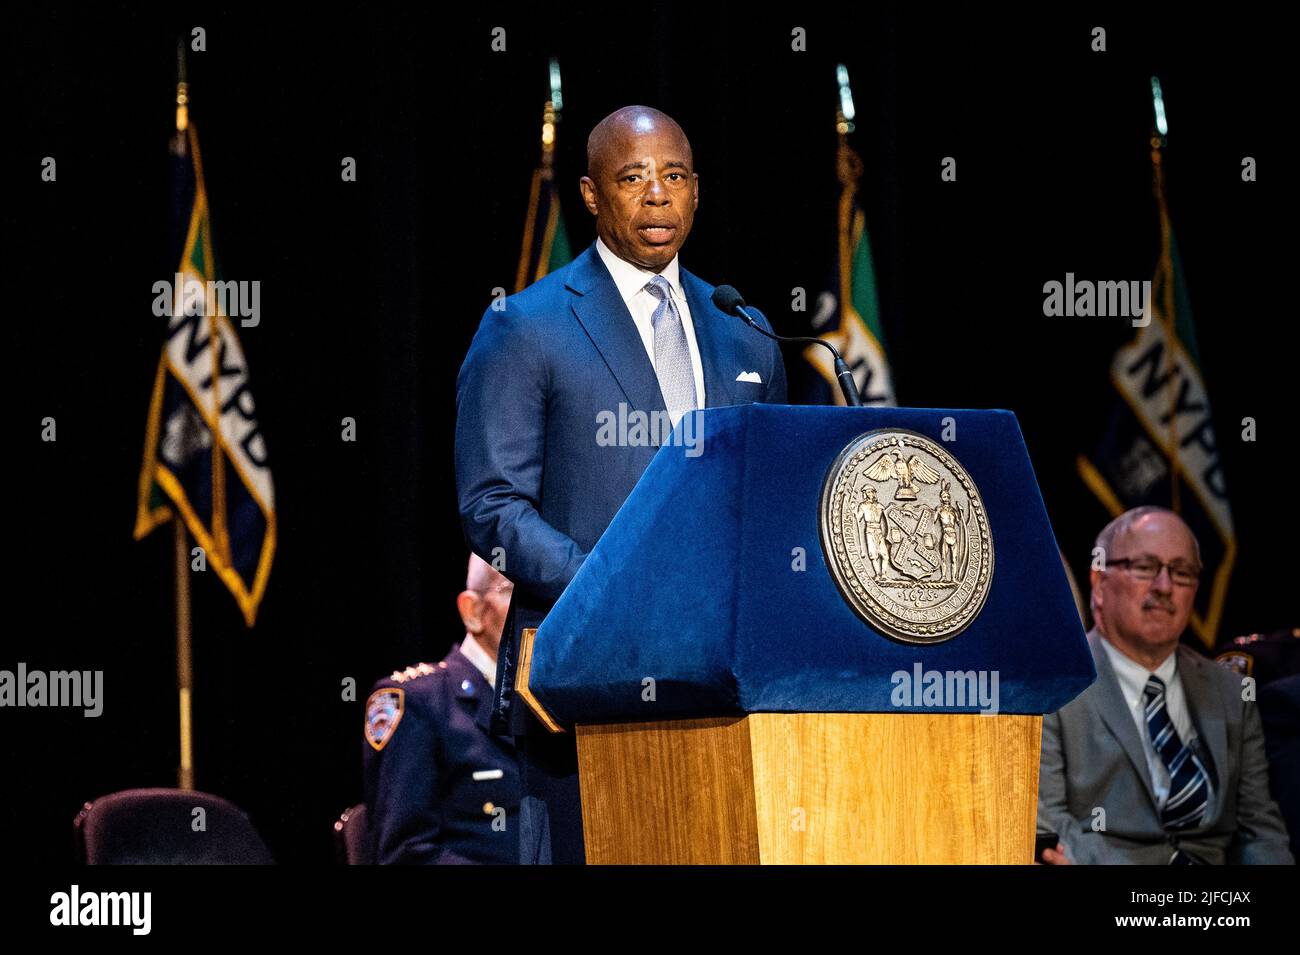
[390,662,438,684]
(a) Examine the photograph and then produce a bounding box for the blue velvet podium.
[514,405,1095,863]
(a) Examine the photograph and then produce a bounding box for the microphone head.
[711,285,746,316]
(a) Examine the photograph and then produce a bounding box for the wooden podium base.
[576,713,1042,864]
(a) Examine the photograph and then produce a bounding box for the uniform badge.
[820,429,994,644]
[365,687,405,751]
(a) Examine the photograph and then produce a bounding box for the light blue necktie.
[644,275,697,425]
[1143,675,1210,833]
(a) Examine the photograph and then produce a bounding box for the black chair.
[74,788,274,864]
[333,803,374,865]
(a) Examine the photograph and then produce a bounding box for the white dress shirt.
[458,633,497,688]
[594,237,706,409]
[1100,636,1214,816]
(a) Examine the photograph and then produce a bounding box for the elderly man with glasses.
[1037,506,1293,864]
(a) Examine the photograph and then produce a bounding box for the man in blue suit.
[455,105,787,863]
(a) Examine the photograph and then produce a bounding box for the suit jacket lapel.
[681,267,736,409]
[1177,646,1228,795]
[566,244,667,415]
[1087,629,1159,811]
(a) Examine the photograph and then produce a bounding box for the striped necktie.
[644,275,697,426]
[1143,675,1210,832]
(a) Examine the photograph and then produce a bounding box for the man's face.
[580,118,698,272]
[1091,513,1200,657]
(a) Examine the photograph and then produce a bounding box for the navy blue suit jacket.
[456,242,787,606]
[362,646,520,864]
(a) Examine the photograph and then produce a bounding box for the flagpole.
[174,40,195,792]
[1150,76,1180,514]
[515,60,563,293]
[836,64,858,335]
[174,519,195,790]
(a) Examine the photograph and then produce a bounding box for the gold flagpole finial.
[540,58,562,169]
[176,38,189,132]
[835,65,862,186]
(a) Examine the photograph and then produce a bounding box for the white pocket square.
[472,769,504,781]
[735,370,762,383]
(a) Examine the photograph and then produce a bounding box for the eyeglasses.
[472,581,513,598]
[1107,556,1201,587]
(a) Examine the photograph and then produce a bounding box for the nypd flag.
[134,121,275,627]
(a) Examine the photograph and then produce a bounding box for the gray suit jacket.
[1038,629,1293,864]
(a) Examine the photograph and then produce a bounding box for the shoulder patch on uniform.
[1215,651,1253,677]
[365,687,405,751]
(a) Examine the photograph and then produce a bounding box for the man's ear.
[579,176,599,216]
[456,590,483,634]
[692,172,700,210]
[1088,568,1104,617]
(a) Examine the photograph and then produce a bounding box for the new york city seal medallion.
[819,429,993,644]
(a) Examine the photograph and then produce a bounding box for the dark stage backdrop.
[5,4,1291,863]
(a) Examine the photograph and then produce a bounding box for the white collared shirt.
[1100,635,1213,816]
[458,633,497,688]
[594,237,706,411]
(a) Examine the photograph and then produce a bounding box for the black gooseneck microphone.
[711,285,863,407]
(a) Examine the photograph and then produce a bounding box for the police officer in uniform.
[362,554,520,864]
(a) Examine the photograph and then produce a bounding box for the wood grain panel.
[576,713,1041,864]
[576,718,760,864]
[747,713,1041,864]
